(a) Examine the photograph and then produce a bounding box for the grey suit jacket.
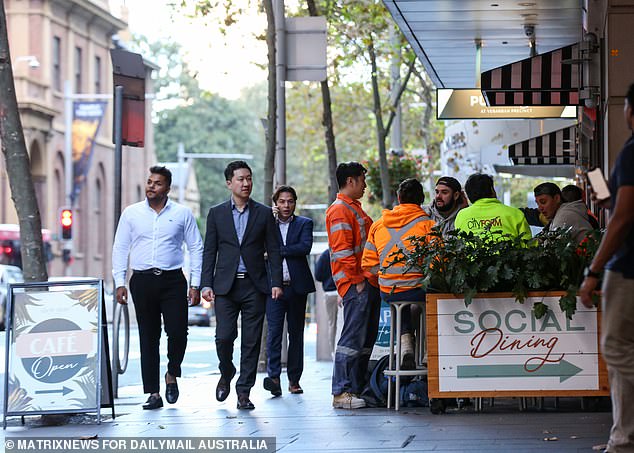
[201,198,282,295]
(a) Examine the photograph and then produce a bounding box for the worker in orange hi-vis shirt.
[362,178,436,371]
[326,162,380,410]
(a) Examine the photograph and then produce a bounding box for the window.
[52,37,61,91]
[94,56,102,93]
[74,47,82,93]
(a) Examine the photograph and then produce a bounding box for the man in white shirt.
[112,166,204,410]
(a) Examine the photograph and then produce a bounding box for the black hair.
[224,160,252,181]
[335,162,367,189]
[149,165,172,187]
[627,83,634,107]
[464,173,495,203]
[272,185,298,203]
[561,184,583,203]
[533,182,561,198]
[397,178,424,205]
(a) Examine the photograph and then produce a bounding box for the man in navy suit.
[263,186,315,396]
[201,161,283,410]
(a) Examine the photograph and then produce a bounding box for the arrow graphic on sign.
[35,386,73,396]
[457,359,583,383]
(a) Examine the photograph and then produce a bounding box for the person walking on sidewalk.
[362,178,436,370]
[580,82,634,453]
[201,160,283,410]
[112,165,204,410]
[263,186,315,397]
[326,162,380,409]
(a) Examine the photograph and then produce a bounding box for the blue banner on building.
[71,101,107,203]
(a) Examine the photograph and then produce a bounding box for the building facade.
[3,0,156,285]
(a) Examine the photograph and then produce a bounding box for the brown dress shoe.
[263,377,282,397]
[288,382,303,394]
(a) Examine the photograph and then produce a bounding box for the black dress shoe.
[165,374,179,404]
[263,377,282,397]
[142,394,163,410]
[216,369,236,402]
[237,394,255,410]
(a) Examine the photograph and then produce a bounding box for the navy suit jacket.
[201,198,282,295]
[278,215,316,295]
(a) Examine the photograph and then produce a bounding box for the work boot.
[332,392,366,409]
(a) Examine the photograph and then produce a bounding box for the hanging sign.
[437,89,577,119]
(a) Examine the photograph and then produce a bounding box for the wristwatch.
[584,267,601,279]
[190,285,200,291]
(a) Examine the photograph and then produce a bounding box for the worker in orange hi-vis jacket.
[326,162,380,410]
[362,178,436,370]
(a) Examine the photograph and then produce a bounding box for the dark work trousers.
[214,277,266,395]
[265,284,308,383]
[129,270,188,395]
[331,282,381,396]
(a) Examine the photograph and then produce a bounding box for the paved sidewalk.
[2,329,612,452]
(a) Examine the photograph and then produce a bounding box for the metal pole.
[475,39,482,88]
[63,81,74,276]
[64,81,74,207]
[274,0,286,186]
[390,26,403,154]
[178,143,186,204]
[112,85,124,398]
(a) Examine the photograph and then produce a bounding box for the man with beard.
[422,176,466,237]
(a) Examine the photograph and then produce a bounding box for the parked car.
[188,299,213,327]
[0,264,24,331]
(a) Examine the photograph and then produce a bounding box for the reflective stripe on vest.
[332,199,367,244]
[378,215,432,266]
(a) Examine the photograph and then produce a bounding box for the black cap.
[435,176,462,193]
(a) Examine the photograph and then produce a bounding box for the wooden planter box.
[426,291,609,398]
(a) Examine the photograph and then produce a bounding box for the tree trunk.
[368,41,392,208]
[0,2,47,282]
[306,0,338,203]
[263,0,276,205]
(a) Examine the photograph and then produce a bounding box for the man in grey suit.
[201,161,283,410]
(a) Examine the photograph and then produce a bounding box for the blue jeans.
[265,285,308,383]
[332,282,380,395]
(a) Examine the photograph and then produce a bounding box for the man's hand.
[271,286,283,300]
[188,288,201,306]
[579,276,599,308]
[355,280,366,294]
[337,295,343,307]
[201,288,215,304]
[116,287,128,305]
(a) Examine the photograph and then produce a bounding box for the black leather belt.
[134,268,181,276]
[282,281,291,286]
[236,272,248,279]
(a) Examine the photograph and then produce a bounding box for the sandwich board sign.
[426,292,609,398]
[3,280,105,427]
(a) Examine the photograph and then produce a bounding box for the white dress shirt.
[278,216,292,282]
[112,198,204,288]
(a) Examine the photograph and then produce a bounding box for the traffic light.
[60,208,73,240]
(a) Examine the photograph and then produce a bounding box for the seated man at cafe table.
[455,173,532,241]
[528,182,595,243]
[362,178,436,369]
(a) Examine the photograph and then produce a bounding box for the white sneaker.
[332,392,366,409]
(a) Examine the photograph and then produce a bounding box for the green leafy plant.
[389,227,601,319]
[364,153,421,205]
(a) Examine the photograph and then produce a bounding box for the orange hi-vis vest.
[326,193,378,298]
[362,204,436,294]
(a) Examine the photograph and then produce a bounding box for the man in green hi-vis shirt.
[455,173,532,241]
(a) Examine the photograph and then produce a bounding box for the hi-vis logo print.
[15,319,93,383]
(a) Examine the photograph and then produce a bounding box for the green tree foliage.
[132,36,264,217]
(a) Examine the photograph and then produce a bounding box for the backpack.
[361,355,429,408]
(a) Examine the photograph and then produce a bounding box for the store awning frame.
[481,43,582,106]
[507,125,577,166]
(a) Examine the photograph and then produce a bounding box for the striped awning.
[481,44,581,106]
[508,126,577,165]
